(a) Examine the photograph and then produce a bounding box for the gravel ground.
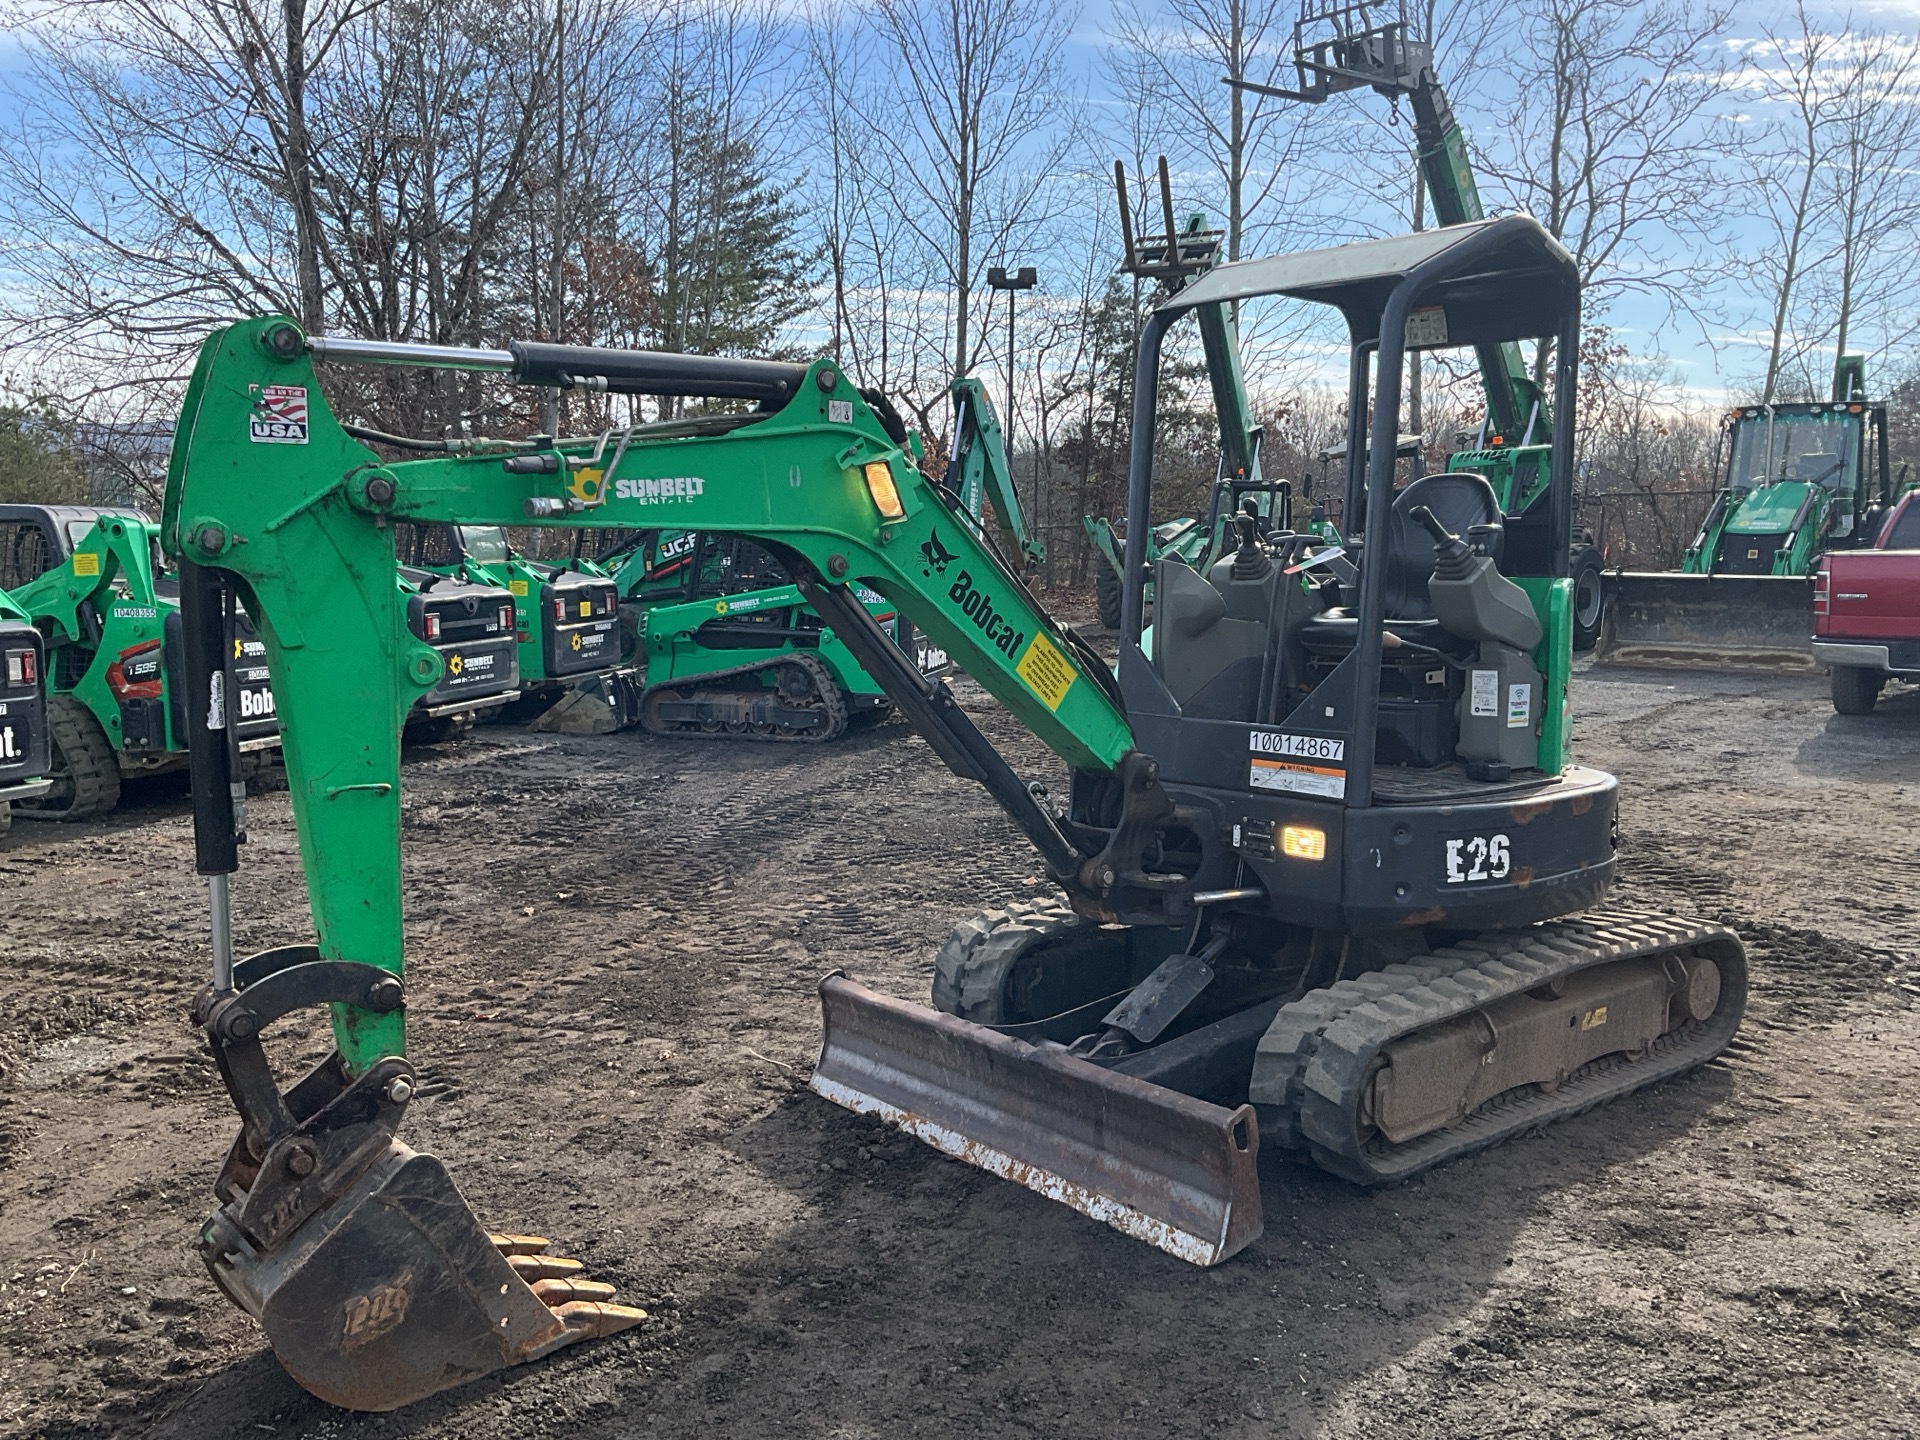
[2,652,1918,1439]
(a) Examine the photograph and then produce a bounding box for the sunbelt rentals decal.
[1247,729,1346,799]
[613,475,706,502]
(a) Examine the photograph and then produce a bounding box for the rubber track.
[1251,907,1747,1186]
[930,896,1083,1022]
[642,652,848,744]
[14,695,121,820]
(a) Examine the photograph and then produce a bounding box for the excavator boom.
[163,318,1231,1408]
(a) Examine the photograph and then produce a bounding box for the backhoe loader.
[0,586,52,831]
[161,215,1744,1412]
[0,506,278,816]
[1598,355,1897,668]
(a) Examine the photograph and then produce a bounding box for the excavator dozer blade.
[1597,572,1817,671]
[201,1140,645,1412]
[810,974,1262,1266]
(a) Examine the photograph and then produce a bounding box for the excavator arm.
[166,323,1133,1070]
[945,376,1047,569]
[159,317,1177,1409]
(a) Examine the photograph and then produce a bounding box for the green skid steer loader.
[0,506,279,817]
[158,214,1743,1412]
[574,526,943,741]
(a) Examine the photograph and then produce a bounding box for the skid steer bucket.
[810,974,1263,1266]
[1597,572,1817,670]
[201,1140,645,1411]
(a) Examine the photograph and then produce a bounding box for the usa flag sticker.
[249,385,309,444]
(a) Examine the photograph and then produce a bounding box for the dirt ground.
[4,645,1920,1439]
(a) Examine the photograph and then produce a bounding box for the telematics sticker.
[1248,730,1346,798]
[1015,631,1075,711]
[1406,305,1449,348]
[1507,682,1532,728]
[249,385,310,444]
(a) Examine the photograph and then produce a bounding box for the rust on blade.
[809,974,1262,1267]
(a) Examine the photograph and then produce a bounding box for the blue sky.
[0,1,1914,412]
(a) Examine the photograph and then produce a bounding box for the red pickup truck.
[1814,491,1920,712]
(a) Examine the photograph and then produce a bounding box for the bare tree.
[1104,0,1313,263]
[1730,3,1847,403]
[1821,36,1920,371]
[863,0,1083,388]
[1477,0,1733,332]
[0,0,563,401]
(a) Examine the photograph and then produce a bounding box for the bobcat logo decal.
[920,529,957,576]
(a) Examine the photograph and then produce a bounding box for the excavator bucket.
[810,974,1263,1266]
[1597,572,1817,671]
[201,1139,645,1411]
[187,948,647,1414]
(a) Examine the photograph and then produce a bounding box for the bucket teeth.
[489,1232,553,1255]
[552,1300,650,1340]
[531,1277,618,1303]
[506,1253,585,1281]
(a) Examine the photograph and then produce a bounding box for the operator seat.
[1300,470,1504,656]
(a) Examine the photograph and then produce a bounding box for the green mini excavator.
[162,215,1744,1412]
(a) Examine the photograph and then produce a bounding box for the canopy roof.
[1162,215,1578,347]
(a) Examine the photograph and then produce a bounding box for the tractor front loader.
[163,213,1743,1412]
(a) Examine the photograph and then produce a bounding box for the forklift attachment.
[810,973,1262,1266]
[1597,572,1817,670]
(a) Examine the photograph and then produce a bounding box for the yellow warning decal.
[1580,1005,1609,1030]
[73,552,101,577]
[1016,631,1075,711]
[578,600,592,617]
[509,579,529,597]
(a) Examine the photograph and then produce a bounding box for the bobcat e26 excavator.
[162,214,1745,1411]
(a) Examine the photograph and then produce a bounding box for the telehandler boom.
[163,216,1744,1412]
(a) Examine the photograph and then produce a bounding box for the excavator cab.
[817,216,1742,1256]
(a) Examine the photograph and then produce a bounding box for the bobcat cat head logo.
[921,529,957,575]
